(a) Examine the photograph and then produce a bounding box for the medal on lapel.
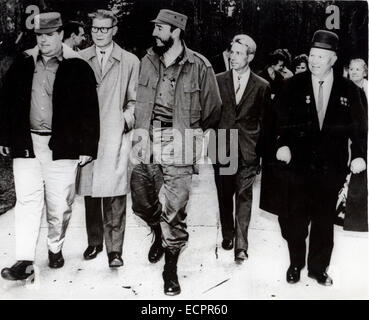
[306,95,311,104]
[340,96,349,107]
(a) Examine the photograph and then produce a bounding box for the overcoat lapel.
[91,56,102,83]
[304,74,320,132]
[224,70,236,106]
[321,76,338,132]
[101,44,121,80]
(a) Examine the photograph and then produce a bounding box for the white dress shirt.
[96,42,114,72]
[311,69,334,127]
[233,67,251,105]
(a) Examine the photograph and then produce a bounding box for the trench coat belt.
[30,130,52,136]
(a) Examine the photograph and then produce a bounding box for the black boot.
[48,250,64,269]
[162,249,181,296]
[1,261,34,281]
[148,224,164,263]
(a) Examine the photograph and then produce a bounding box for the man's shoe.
[48,250,64,269]
[148,224,164,263]
[221,239,233,250]
[235,250,248,265]
[1,261,34,281]
[308,271,333,286]
[108,252,124,268]
[83,245,103,260]
[286,265,301,284]
[163,249,181,296]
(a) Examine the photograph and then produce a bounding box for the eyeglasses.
[91,25,116,34]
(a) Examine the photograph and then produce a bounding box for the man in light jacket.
[77,9,139,268]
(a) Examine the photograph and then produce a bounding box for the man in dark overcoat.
[275,30,366,286]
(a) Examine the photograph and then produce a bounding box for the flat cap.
[311,30,339,52]
[34,12,63,34]
[151,9,187,31]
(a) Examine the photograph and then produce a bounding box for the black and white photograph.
[0,0,367,303]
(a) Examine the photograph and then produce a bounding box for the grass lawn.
[0,156,15,215]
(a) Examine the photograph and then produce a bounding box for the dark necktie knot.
[100,51,105,55]
[319,80,324,86]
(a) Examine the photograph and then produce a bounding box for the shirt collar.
[37,46,63,63]
[96,42,114,57]
[311,68,334,85]
[233,67,251,81]
[159,42,186,67]
[147,41,194,67]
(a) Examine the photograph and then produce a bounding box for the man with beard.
[130,9,221,295]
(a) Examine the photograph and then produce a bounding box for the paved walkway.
[0,165,368,300]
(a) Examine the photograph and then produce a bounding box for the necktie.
[235,75,242,105]
[317,80,324,129]
[100,51,105,72]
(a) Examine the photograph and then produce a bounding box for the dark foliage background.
[1,0,368,69]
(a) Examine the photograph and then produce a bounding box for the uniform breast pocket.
[137,75,151,102]
[184,82,201,125]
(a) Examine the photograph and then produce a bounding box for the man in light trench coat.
[77,9,139,268]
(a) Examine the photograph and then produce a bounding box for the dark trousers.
[278,170,344,272]
[84,195,126,254]
[130,163,193,251]
[213,160,257,253]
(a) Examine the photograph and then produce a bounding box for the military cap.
[151,9,187,31]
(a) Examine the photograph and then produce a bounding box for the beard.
[152,36,174,56]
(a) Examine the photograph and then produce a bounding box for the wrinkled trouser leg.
[278,172,309,269]
[44,158,78,254]
[234,164,257,253]
[103,195,127,254]
[307,173,343,273]
[13,157,44,261]
[213,165,236,241]
[278,214,309,269]
[14,134,77,260]
[84,196,104,246]
[160,165,193,251]
[130,163,164,227]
